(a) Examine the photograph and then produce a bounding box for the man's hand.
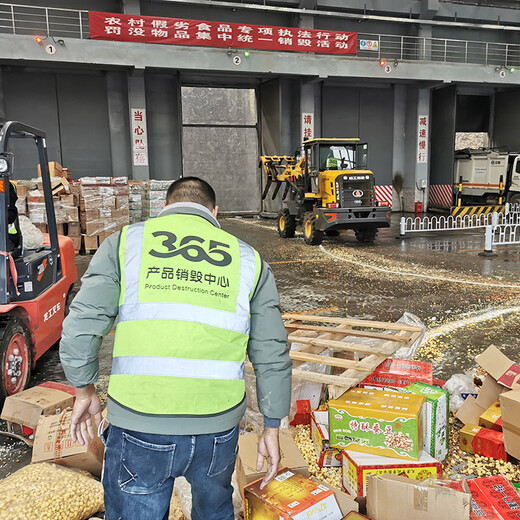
[256,427,280,489]
[70,384,102,446]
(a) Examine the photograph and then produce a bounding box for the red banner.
[88,11,357,55]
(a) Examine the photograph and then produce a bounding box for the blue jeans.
[101,424,239,520]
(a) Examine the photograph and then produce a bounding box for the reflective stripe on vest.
[111,355,245,380]
[109,212,262,415]
[8,223,17,235]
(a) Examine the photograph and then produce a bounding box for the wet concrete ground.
[1,213,519,478]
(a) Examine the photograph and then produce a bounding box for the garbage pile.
[1,341,520,519]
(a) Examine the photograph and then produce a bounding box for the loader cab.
[303,138,369,194]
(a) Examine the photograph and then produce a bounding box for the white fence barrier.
[484,224,520,253]
[399,212,499,237]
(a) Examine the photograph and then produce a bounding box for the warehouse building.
[0,0,519,212]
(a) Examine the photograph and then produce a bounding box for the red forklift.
[0,121,77,399]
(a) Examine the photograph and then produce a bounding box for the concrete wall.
[494,89,520,152]
[322,85,394,185]
[2,68,112,179]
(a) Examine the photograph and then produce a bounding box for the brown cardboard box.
[37,161,63,178]
[468,346,520,459]
[67,222,80,236]
[84,236,98,251]
[69,236,82,252]
[235,430,309,492]
[85,221,104,237]
[366,474,471,520]
[343,514,371,520]
[32,410,104,476]
[1,382,75,445]
[456,375,504,426]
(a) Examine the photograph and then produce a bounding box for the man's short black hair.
[166,177,216,209]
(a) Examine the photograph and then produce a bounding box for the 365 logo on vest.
[149,231,232,267]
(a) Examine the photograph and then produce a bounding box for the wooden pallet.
[258,313,423,399]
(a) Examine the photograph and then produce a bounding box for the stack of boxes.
[79,177,129,252]
[129,181,143,224]
[20,163,172,252]
[141,180,170,219]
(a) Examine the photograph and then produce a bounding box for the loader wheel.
[303,214,323,245]
[355,228,378,244]
[278,209,296,238]
[508,193,520,206]
[0,318,32,399]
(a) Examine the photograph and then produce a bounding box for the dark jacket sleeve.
[8,182,17,225]
[247,261,292,420]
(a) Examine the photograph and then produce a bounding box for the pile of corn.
[0,463,104,520]
[293,425,342,489]
[443,418,520,482]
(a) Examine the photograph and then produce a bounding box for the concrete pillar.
[417,25,433,61]
[122,0,140,15]
[0,67,5,122]
[106,72,132,178]
[401,85,431,212]
[392,84,406,211]
[128,70,150,180]
[145,72,183,181]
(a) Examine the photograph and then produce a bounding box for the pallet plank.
[283,313,423,332]
[289,351,372,371]
[285,323,409,342]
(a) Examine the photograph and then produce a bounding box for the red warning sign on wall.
[89,11,357,56]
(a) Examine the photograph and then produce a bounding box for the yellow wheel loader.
[261,138,391,245]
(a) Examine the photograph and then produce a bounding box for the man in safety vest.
[7,181,22,257]
[59,177,292,520]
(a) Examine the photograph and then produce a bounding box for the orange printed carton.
[244,468,343,520]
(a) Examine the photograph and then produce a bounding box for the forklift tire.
[0,317,32,400]
[355,228,378,244]
[303,214,324,245]
[278,209,296,238]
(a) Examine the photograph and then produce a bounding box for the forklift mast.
[0,121,60,305]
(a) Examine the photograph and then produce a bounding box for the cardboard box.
[329,388,425,460]
[1,382,75,444]
[67,222,81,235]
[459,424,507,461]
[69,235,82,252]
[366,474,471,520]
[84,236,98,251]
[244,469,355,520]
[465,346,520,459]
[479,400,502,431]
[343,514,370,520]
[499,390,520,459]
[456,375,505,426]
[311,411,342,467]
[37,161,63,178]
[360,359,433,390]
[342,450,442,498]
[236,430,309,492]
[402,382,449,461]
[466,475,520,519]
[31,410,104,477]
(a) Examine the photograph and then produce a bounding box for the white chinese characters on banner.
[417,115,429,164]
[131,108,149,166]
[302,113,314,143]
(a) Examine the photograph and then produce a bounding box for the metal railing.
[399,212,500,237]
[0,3,519,68]
[358,33,520,68]
[0,3,89,39]
[483,224,520,253]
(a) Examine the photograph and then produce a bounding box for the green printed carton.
[328,388,425,461]
[402,382,449,462]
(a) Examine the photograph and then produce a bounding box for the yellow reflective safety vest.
[108,211,262,416]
